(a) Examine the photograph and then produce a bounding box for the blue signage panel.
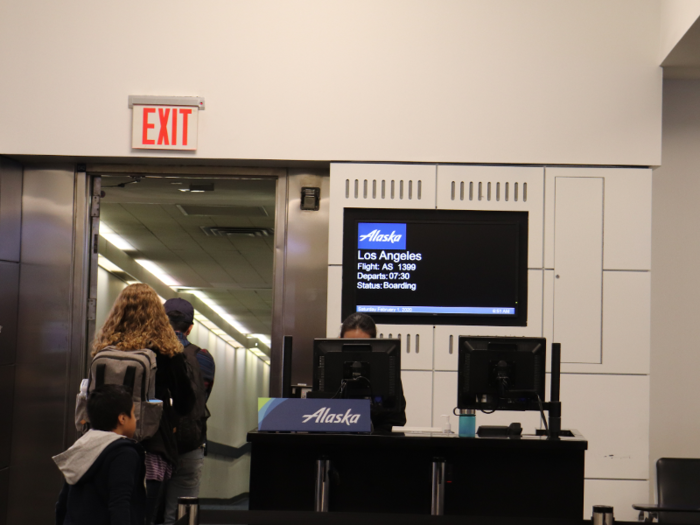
[357,305,516,315]
[357,223,407,250]
[258,398,372,433]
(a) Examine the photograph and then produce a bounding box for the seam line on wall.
[558,372,648,376]
[585,478,649,482]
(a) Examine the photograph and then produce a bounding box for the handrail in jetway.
[206,440,251,460]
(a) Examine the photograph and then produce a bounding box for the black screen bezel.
[341,208,529,326]
[313,338,401,407]
[457,336,546,411]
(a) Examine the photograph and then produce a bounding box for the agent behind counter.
[339,313,407,432]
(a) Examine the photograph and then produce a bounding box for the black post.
[176,496,199,525]
[548,343,562,439]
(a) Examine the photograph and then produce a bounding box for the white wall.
[188,321,270,499]
[327,163,652,521]
[95,266,128,331]
[650,79,700,489]
[0,1,661,166]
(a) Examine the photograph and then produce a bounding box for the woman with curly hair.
[93,283,194,525]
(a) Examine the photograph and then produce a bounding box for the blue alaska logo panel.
[258,398,371,433]
[358,223,406,250]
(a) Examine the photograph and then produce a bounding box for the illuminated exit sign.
[129,96,204,151]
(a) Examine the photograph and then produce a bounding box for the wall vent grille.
[449,180,527,203]
[345,178,423,201]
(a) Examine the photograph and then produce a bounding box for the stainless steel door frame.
[269,169,330,395]
[64,170,99,447]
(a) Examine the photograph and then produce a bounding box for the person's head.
[340,313,377,339]
[92,283,182,357]
[164,297,194,335]
[87,385,136,438]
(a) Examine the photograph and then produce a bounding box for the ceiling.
[99,175,277,336]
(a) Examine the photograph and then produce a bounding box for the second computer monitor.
[458,336,546,412]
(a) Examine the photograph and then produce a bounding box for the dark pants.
[146,479,165,525]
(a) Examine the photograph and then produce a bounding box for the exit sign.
[132,104,198,151]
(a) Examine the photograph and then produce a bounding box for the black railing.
[206,440,251,460]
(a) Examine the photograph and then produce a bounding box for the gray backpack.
[75,347,163,441]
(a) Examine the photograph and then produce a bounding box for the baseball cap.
[163,297,194,324]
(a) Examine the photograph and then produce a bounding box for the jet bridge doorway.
[89,167,281,504]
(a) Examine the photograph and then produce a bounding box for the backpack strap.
[95,363,106,388]
[123,366,136,396]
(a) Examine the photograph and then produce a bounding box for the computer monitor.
[458,336,546,411]
[312,338,401,410]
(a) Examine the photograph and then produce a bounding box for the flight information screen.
[341,208,529,326]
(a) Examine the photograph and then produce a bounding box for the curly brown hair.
[92,283,182,357]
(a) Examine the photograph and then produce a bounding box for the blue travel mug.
[458,409,476,437]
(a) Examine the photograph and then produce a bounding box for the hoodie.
[53,430,146,525]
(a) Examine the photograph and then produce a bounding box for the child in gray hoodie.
[54,385,146,525]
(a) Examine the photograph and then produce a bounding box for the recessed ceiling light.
[190,183,215,192]
[97,255,124,273]
[190,291,249,335]
[134,259,179,287]
[100,224,137,251]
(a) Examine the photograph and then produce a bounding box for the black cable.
[333,376,375,407]
[331,380,347,399]
[349,376,375,407]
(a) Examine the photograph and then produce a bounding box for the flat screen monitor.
[312,338,401,410]
[458,336,546,411]
[342,208,529,326]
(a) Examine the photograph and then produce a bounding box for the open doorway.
[92,173,277,506]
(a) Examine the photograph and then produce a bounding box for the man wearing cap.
[162,298,216,525]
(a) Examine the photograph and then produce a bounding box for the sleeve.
[168,353,196,416]
[370,378,407,432]
[107,447,141,525]
[196,349,215,398]
[55,480,69,525]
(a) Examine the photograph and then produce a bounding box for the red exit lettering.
[136,106,196,149]
[142,107,193,146]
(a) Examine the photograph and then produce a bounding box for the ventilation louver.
[178,205,269,217]
[201,226,274,237]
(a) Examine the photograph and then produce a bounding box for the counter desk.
[247,429,587,520]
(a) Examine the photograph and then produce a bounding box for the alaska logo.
[359,230,403,244]
[302,407,362,426]
[357,223,407,250]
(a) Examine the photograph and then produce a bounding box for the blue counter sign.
[258,398,371,433]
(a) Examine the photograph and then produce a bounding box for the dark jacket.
[54,432,146,525]
[177,343,211,454]
[140,350,195,465]
[371,378,407,432]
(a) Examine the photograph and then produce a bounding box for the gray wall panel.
[9,166,75,525]
[0,366,14,469]
[0,262,19,366]
[0,158,22,263]
[0,467,8,525]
